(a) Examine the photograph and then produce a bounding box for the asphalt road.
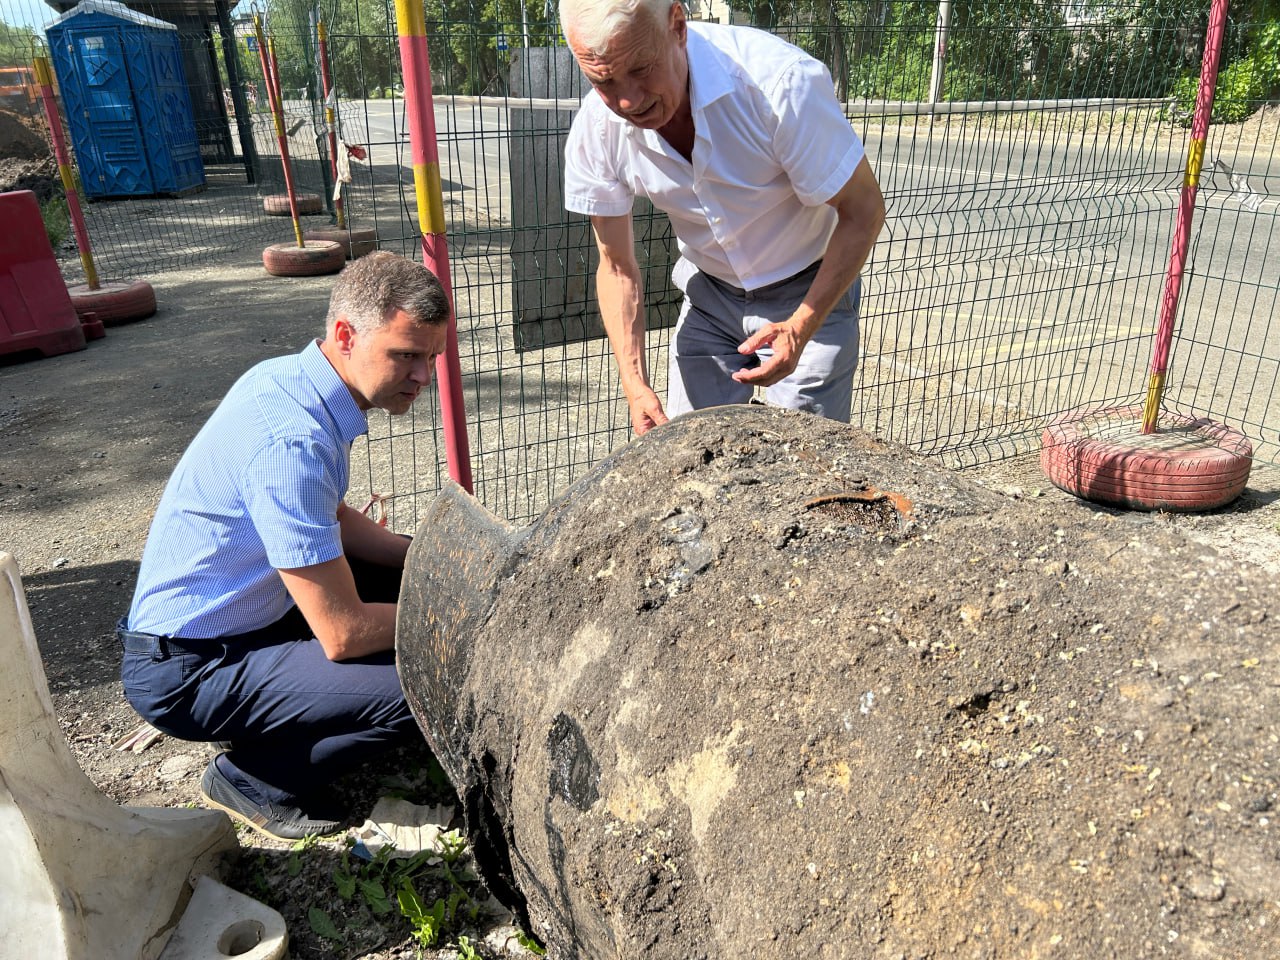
[328,97,1278,455]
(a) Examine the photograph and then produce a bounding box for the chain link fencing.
[2,0,1276,528]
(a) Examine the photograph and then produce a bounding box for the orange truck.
[0,65,37,114]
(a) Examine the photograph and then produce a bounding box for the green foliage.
[516,930,547,955]
[320,0,399,99]
[287,833,322,878]
[210,23,257,102]
[360,876,395,914]
[317,834,488,954]
[0,18,39,67]
[333,857,358,900]
[397,881,447,948]
[725,0,1280,105]
[244,0,1280,109]
[1168,10,1280,124]
[308,905,343,941]
[395,882,475,951]
[437,829,469,865]
[40,196,71,251]
[845,3,933,101]
[249,852,272,898]
[457,935,482,960]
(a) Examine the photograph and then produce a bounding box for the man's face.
[336,308,447,414]
[568,3,688,130]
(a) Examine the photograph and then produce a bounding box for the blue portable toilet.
[46,0,205,199]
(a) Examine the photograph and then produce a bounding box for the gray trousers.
[666,259,862,422]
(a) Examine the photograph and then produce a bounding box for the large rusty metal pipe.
[396,406,1278,959]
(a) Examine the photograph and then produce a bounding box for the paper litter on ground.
[351,797,456,859]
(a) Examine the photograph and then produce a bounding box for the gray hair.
[560,0,677,55]
[325,251,449,334]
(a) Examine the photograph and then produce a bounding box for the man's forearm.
[329,601,398,660]
[337,502,411,568]
[733,159,886,388]
[789,214,882,340]
[278,557,401,661]
[596,260,650,395]
[790,160,886,341]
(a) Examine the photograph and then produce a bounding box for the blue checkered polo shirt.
[127,339,368,639]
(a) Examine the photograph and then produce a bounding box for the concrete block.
[0,551,272,960]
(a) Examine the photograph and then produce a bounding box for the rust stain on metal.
[803,487,915,517]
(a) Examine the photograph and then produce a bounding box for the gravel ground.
[1,241,1277,959]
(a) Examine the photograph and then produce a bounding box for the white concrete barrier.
[0,551,283,960]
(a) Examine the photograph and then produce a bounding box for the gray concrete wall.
[507,46,678,352]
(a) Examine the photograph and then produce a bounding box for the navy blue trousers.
[119,558,419,808]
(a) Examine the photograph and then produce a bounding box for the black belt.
[117,624,224,661]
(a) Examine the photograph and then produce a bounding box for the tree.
[324,0,399,98]
[0,17,39,68]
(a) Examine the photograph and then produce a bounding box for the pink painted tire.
[1040,404,1253,512]
[263,192,323,216]
[67,279,156,326]
[303,225,377,259]
[262,240,346,277]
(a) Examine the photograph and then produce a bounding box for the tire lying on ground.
[397,405,1279,960]
[262,192,323,216]
[303,225,377,259]
[67,279,156,326]
[1041,404,1253,512]
[261,240,345,277]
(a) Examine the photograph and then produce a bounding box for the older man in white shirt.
[562,0,885,435]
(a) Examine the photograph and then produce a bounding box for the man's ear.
[331,316,357,354]
[670,0,686,41]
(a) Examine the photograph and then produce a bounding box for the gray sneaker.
[199,756,341,842]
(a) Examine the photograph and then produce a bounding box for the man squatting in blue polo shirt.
[119,252,448,841]
[561,0,885,435]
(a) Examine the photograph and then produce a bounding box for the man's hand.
[733,320,809,388]
[733,157,885,392]
[278,556,396,661]
[626,384,669,435]
[590,213,666,434]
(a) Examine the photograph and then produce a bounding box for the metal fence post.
[216,0,258,183]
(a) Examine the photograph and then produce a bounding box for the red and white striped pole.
[392,0,473,492]
[1141,0,1229,433]
[33,54,98,290]
[254,15,305,247]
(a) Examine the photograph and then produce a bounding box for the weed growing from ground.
[307,829,490,956]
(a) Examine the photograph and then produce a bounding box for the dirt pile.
[399,406,1279,959]
[0,108,47,161]
[0,107,57,202]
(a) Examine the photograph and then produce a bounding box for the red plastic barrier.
[0,190,87,360]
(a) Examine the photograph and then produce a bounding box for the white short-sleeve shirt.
[564,22,865,291]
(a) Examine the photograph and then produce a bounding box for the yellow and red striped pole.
[33,54,98,290]
[392,0,473,491]
[1141,0,1229,433]
[316,21,346,229]
[254,15,305,247]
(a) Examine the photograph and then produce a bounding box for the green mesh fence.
[3,0,1277,528]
